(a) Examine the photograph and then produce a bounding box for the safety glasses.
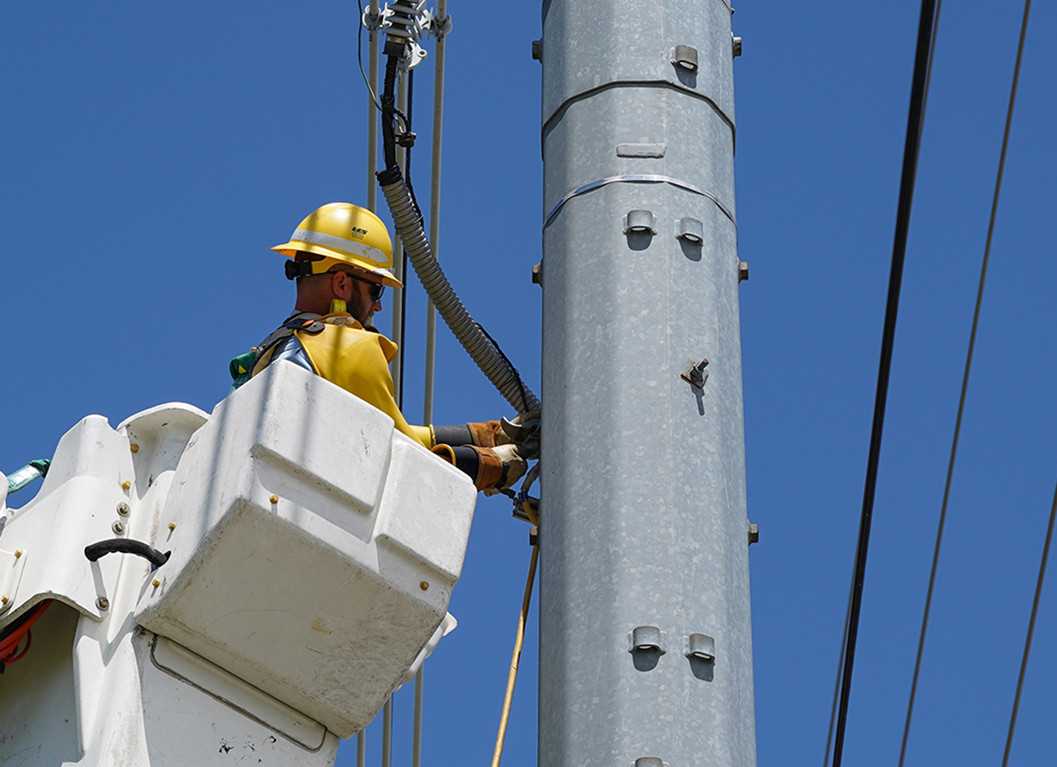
[344,271,385,302]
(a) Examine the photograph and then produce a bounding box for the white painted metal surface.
[0,359,477,764]
[137,361,477,736]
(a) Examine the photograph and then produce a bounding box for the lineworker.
[230,202,527,495]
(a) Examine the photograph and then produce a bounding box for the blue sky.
[2,1,1055,766]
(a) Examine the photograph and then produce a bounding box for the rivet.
[116,502,130,517]
[269,494,279,504]
[420,581,429,591]
[112,521,126,534]
[168,522,176,531]
[96,596,110,610]
[14,550,22,559]
[130,444,139,453]
[152,579,161,588]
[122,480,131,491]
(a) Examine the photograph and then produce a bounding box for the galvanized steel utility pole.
[538,0,756,763]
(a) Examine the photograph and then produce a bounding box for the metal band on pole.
[544,174,737,229]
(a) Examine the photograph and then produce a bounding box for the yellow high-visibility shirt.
[257,313,435,449]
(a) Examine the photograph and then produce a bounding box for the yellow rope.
[491,543,539,767]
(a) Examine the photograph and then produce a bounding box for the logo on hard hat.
[350,226,368,239]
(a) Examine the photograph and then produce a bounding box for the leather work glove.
[471,444,527,496]
[465,420,505,448]
[467,410,541,451]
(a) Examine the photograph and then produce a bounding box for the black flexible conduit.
[85,539,170,568]
[375,45,540,415]
[830,1,937,765]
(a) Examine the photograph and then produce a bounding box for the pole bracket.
[681,359,709,389]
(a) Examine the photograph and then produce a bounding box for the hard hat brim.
[271,241,404,289]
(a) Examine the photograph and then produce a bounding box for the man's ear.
[331,270,351,299]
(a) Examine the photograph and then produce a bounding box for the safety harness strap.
[229,313,326,392]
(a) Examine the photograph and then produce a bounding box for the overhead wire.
[1003,467,1053,767]
[822,575,854,767]
[829,0,938,764]
[992,3,1038,764]
[896,0,1033,763]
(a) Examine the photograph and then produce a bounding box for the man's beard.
[347,291,375,326]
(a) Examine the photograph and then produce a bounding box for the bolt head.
[1,596,8,605]
[112,521,126,534]
[152,579,161,588]
[122,481,131,491]
[117,502,130,516]
[96,596,110,610]
[419,581,429,591]
[130,444,139,453]
[14,550,22,559]
[269,494,279,504]
[168,522,176,531]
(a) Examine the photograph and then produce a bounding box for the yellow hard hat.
[272,202,402,288]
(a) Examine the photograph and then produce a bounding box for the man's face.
[344,273,383,326]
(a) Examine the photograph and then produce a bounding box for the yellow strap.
[491,544,539,767]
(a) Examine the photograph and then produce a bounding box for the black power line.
[1004,470,1055,766]
[829,1,939,765]
[995,3,1038,764]
[898,1,1033,764]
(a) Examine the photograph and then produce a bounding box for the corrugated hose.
[377,166,541,415]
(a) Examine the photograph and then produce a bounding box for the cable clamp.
[361,5,385,31]
[428,11,453,39]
